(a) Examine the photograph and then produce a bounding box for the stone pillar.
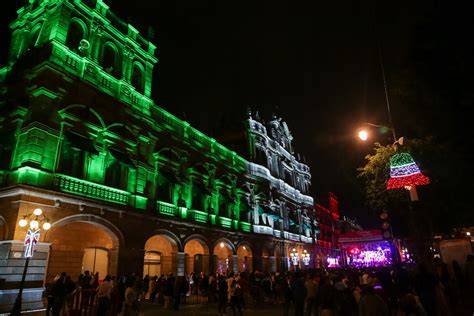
[281,256,289,272]
[232,255,238,273]
[269,256,276,272]
[118,247,144,277]
[176,252,186,276]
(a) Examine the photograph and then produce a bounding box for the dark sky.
[1,0,472,229]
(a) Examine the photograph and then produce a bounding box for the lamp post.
[11,208,50,316]
[289,248,299,268]
[301,249,310,268]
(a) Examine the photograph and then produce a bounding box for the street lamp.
[11,208,50,316]
[357,123,404,147]
[290,248,299,267]
[301,249,310,267]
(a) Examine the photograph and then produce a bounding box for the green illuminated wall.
[0,0,316,242]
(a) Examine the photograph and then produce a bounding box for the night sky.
[1,0,473,230]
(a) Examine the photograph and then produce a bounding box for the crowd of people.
[43,254,474,316]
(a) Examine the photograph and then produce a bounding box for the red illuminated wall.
[315,192,340,249]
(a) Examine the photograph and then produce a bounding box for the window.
[131,63,144,94]
[101,43,121,79]
[66,21,85,52]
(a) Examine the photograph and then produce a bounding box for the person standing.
[51,272,67,316]
[229,279,243,316]
[96,275,112,316]
[122,278,139,316]
[304,273,319,316]
[217,274,228,316]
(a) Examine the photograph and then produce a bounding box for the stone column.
[232,255,238,273]
[269,256,276,272]
[176,252,186,277]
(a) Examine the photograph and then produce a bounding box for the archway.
[184,238,209,275]
[213,240,233,274]
[237,244,253,272]
[44,221,119,282]
[66,19,86,52]
[144,234,179,277]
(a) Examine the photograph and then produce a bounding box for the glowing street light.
[358,130,368,141]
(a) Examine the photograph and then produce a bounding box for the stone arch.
[131,61,145,94]
[236,242,253,272]
[184,235,210,274]
[144,230,181,276]
[43,214,122,282]
[66,18,88,52]
[155,147,181,163]
[106,123,138,145]
[146,229,183,252]
[45,214,123,246]
[59,104,107,130]
[212,238,234,274]
[100,40,121,78]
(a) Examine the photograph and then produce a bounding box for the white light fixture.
[29,220,39,230]
[220,242,225,248]
[243,246,246,250]
[467,232,471,236]
[33,208,43,216]
[19,218,28,227]
[42,222,51,230]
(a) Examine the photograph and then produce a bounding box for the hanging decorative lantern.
[387,152,430,189]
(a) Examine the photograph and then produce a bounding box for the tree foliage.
[357,137,465,236]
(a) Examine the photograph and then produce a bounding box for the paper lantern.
[387,152,430,189]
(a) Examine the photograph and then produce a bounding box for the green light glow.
[54,173,130,205]
[239,222,252,232]
[157,201,178,216]
[133,195,148,210]
[0,0,274,239]
[218,216,232,228]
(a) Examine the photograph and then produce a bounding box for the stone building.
[315,193,341,267]
[0,0,315,312]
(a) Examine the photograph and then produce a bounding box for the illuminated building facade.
[314,193,341,267]
[0,0,315,311]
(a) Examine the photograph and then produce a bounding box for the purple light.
[345,241,393,267]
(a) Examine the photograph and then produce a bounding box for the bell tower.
[3,0,158,104]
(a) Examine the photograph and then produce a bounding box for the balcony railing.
[218,216,232,229]
[54,174,130,205]
[189,209,208,223]
[156,201,178,217]
[239,222,252,233]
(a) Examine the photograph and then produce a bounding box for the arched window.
[66,20,85,52]
[131,63,144,94]
[101,43,121,79]
[30,25,41,48]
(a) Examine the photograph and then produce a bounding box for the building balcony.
[53,174,130,205]
[156,201,178,217]
[218,216,233,229]
[188,209,208,223]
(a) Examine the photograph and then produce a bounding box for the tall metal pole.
[11,257,30,316]
[378,43,397,142]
